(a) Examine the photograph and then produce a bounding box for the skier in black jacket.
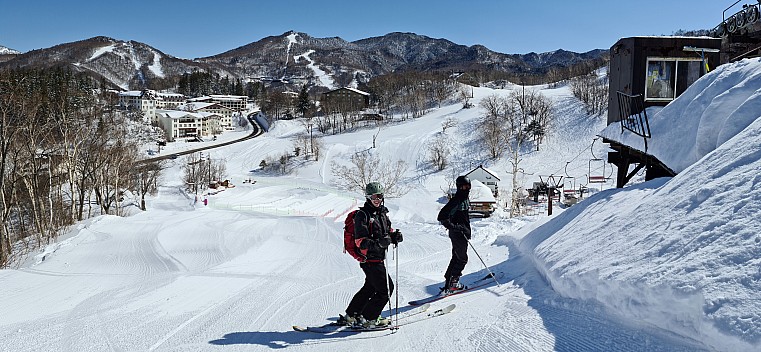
[340,182,402,328]
[437,175,471,293]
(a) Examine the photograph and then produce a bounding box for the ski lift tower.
[538,175,563,216]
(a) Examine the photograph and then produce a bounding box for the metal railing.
[713,1,761,36]
[616,91,652,152]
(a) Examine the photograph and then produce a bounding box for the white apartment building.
[118,90,146,111]
[155,110,222,142]
[187,95,248,112]
[118,90,187,124]
[177,102,237,131]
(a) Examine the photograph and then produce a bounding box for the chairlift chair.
[562,176,579,206]
[588,158,607,184]
[562,162,577,197]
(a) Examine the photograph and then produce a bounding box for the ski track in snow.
[0,80,717,351]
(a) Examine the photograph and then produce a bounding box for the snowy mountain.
[0,31,605,90]
[2,56,759,351]
[0,36,213,90]
[0,44,20,55]
[0,44,20,63]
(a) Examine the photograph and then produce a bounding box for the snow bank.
[528,58,761,351]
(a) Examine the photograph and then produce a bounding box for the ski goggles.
[368,194,384,201]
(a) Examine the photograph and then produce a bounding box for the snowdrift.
[527,58,761,351]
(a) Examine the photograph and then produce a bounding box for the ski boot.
[337,313,363,326]
[363,316,390,328]
[442,276,466,295]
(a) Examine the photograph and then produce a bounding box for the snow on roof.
[466,164,501,180]
[156,110,191,119]
[155,109,221,120]
[209,95,247,101]
[157,92,184,98]
[599,58,761,174]
[469,179,496,202]
[118,90,143,97]
[177,102,219,111]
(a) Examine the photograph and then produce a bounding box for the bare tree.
[182,153,206,195]
[293,134,310,158]
[427,133,451,171]
[478,94,512,159]
[571,71,609,116]
[331,151,409,197]
[133,162,163,211]
[311,137,325,161]
[442,117,457,133]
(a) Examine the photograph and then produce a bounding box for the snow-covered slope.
[536,57,761,351]
[1,59,760,351]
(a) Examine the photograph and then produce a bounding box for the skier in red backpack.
[338,182,402,328]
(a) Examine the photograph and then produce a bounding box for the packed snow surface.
[1,58,760,351]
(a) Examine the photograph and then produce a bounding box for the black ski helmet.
[455,175,471,187]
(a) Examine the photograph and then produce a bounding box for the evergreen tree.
[296,85,312,118]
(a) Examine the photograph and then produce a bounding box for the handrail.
[616,91,652,152]
[724,0,743,24]
[720,1,761,36]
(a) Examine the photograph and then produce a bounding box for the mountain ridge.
[0,31,606,90]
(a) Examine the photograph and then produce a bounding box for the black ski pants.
[444,231,468,282]
[346,261,393,320]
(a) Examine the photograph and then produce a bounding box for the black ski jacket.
[354,200,393,262]
[437,190,471,240]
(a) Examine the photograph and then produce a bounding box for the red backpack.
[343,210,368,262]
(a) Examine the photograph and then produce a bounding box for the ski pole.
[463,233,501,286]
[395,243,399,325]
[383,247,396,330]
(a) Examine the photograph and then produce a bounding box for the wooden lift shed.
[604,36,721,188]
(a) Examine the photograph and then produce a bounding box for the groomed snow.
[149,49,165,78]
[88,44,116,62]
[294,49,336,89]
[1,58,760,351]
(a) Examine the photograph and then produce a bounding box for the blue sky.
[1,1,733,59]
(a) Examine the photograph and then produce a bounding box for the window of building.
[645,57,704,102]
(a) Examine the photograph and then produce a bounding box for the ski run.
[2,58,761,351]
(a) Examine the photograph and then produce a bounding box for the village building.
[176,102,237,132]
[469,179,497,217]
[155,110,222,142]
[321,87,370,110]
[465,165,501,197]
[605,36,722,187]
[117,90,144,111]
[187,95,248,112]
[118,90,186,123]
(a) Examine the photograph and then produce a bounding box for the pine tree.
[296,85,312,118]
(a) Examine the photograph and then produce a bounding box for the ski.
[292,302,431,333]
[348,304,456,332]
[408,272,503,306]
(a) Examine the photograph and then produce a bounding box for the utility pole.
[307,120,314,156]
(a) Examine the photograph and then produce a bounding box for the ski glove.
[377,236,392,249]
[390,230,403,245]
